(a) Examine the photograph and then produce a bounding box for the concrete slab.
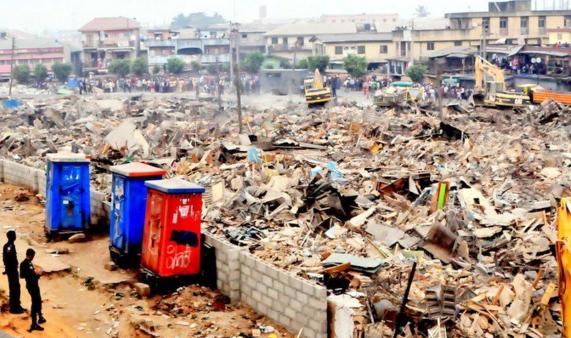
[0,238,71,274]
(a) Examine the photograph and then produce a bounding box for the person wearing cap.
[20,248,46,332]
[2,229,25,314]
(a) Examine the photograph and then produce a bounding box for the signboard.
[403,30,412,42]
[442,76,460,86]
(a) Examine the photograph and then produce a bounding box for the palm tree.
[414,6,430,17]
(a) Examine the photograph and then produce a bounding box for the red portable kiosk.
[140,178,205,289]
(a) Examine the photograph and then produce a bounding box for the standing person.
[21,249,46,332]
[3,230,25,314]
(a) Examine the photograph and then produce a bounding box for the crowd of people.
[69,73,262,96]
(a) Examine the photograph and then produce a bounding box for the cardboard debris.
[1,90,567,338]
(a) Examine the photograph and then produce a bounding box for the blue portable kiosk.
[45,153,91,239]
[109,163,166,267]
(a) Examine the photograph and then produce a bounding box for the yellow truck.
[304,69,331,106]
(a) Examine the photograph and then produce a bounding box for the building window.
[335,46,343,55]
[454,41,462,46]
[297,36,304,46]
[393,18,396,22]
[520,17,528,28]
[427,42,435,50]
[566,16,571,27]
[358,45,365,54]
[271,37,278,44]
[558,33,563,40]
[332,20,336,23]
[538,16,546,28]
[383,18,387,22]
[380,45,388,54]
[242,34,247,38]
[482,18,490,32]
[500,17,508,29]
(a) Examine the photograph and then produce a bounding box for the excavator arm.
[474,55,506,92]
[558,198,571,337]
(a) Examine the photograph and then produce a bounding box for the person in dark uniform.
[20,248,46,332]
[2,229,25,314]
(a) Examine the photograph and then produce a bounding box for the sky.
[0,0,496,33]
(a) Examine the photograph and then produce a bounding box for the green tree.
[241,51,265,74]
[343,54,368,78]
[296,59,309,69]
[167,57,185,74]
[108,59,131,78]
[405,64,428,83]
[51,62,72,82]
[131,58,148,77]
[191,61,202,73]
[414,6,430,17]
[265,64,275,69]
[308,55,330,73]
[34,63,48,83]
[152,64,161,75]
[170,12,225,28]
[13,64,30,84]
[280,59,292,69]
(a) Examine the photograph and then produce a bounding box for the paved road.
[0,331,15,338]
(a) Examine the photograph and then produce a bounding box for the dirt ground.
[0,183,296,338]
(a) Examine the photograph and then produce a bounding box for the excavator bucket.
[314,68,324,89]
[558,198,571,337]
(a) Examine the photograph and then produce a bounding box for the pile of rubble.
[1,93,568,337]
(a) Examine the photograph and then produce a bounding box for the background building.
[0,38,69,77]
[264,22,357,62]
[79,17,141,73]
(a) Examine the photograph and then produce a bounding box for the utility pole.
[231,22,243,134]
[436,58,445,121]
[229,21,234,88]
[409,19,414,67]
[8,38,15,97]
[482,25,487,61]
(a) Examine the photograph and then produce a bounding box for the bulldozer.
[471,55,531,108]
[304,68,331,107]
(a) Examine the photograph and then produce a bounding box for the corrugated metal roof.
[264,23,357,36]
[425,46,477,58]
[0,38,64,50]
[79,17,141,32]
[313,33,392,43]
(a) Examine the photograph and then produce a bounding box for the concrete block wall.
[0,159,328,338]
[204,234,242,300]
[239,252,328,338]
[204,234,327,338]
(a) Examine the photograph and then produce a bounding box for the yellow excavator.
[304,68,331,106]
[472,55,531,108]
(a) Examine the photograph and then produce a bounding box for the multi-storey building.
[311,33,394,71]
[264,22,357,62]
[79,17,141,73]
[0,38,70,77]
[392,0,571,71]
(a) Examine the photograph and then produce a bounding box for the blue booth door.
[60,165,85,230]
[111,177,126,250]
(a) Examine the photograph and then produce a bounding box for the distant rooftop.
[0,29,36,39]
[312,33,393,43]
[0,38,64,50]
[79,17,141,32]
[264,22,357,36]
